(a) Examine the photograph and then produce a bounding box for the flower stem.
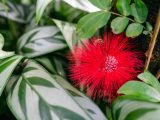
[144,9,160,70]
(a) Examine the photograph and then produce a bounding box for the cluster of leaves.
[0,0,158,120]
[36,0,152,39]
[112,71,160,120]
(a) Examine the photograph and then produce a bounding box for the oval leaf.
[126,23,143,37]
[118,81,160,102]
[116,0,131,16]
[112,96,160,120]
[138,71,160,93]
[77,11,111,39]
[89,0,112,10]
[111,17,129,34]
[131,0,148,23]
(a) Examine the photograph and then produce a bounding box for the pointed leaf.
[17,26,67,58]
[36,0,52,23]
[7,60,107,120]
[0,55,23,96]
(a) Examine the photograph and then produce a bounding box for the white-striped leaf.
[7,60,107,120]
[35,55,67,77]
[53,75,107,120]
[0,1,33,23]
[17,26,67,58]
[112,96,160,120]
[62,0,100,12]
[36,0,52,23]
[0,34,14,59]
[0,55,23,96]
[53,19,77,50]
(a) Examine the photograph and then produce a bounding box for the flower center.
[105,56,118,72]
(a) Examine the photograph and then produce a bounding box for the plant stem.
[157,69,160,79]
[144,9,160,70]
[109,11,135,22]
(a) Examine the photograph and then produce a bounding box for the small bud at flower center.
[105,56,118,72]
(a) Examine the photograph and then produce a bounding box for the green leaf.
[77,11,111,39]
[131,0,148,23]
[118,81,160,102]
[116,0,131,16]
[53,19,77,50]
[0,55,23,96]
[138,71,160,93]
[17,26,67,58]
[0,34,14,59]
[7,60,107,120]
[89,0,112,10]
[62,0,100,12]
[111,17,129,34]
[143,22,153,35]
[112,95,160,120]
[126,23,143,37]
[36,0,52,23]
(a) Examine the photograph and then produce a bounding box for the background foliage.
[0,0,159,120]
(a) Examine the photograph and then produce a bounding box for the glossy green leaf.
[77,11,111,39]
[53,19,77,50]
[0,55,23,96]
[62,0,100,12]
[89,0,112,10]
[36,0,52,23]
[111,17,129,34]
[118,81,160,102]
[116,0,131,16]
[7,60,107,120]
[138,71,160,93]
[131,0,148,23]
[17,26,67,58]
[112,95,160,120]
[126,23,143,37]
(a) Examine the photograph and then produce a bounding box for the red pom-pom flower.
[69,32,143,100]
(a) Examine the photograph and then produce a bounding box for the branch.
[144,9,160,70]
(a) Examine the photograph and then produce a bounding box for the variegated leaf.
[53,75,107,120]
[112,96,160,120]
[0,55,23,96]
[7,60,107,120]
[17,26,67,58]
[53,19,77,50]
[36,0,52,23]
[62,0,100,12]
[0,1,33,23]
[0,34,14,59]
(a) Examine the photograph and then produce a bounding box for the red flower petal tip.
[68,32,143,101]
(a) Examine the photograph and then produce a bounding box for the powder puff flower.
[69,32,143,101]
